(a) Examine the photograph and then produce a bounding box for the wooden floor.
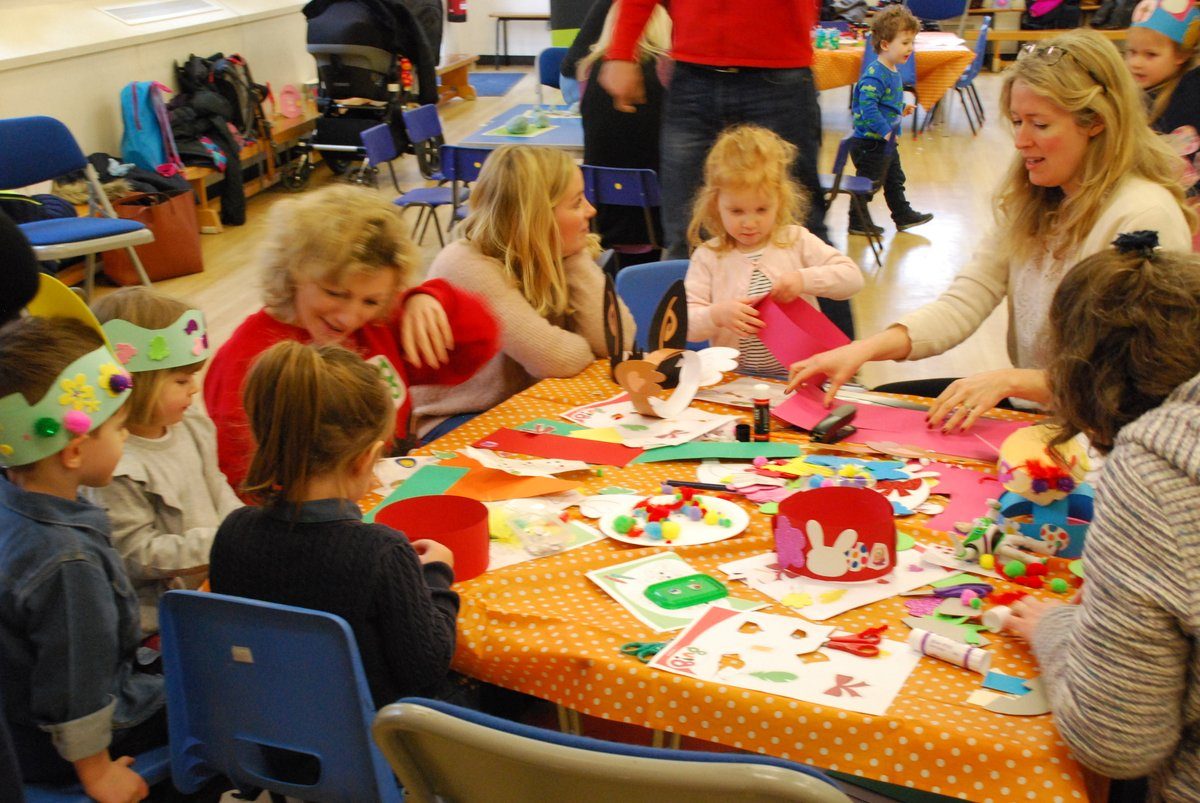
[131,68,1014,392]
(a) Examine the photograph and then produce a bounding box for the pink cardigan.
[685,225,863,347]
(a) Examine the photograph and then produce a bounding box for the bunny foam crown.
[102,309,209,373]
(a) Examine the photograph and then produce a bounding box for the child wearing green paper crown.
[86,288,241,635]
[0,276,160,800]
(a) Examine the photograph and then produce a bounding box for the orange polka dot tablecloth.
[410,366,1087,802]
[811,45,976,111]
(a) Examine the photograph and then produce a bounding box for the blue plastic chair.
[535,47,569,106]
[23,746,171,802]
[820,130,900,265]
[159,590,401,803]
[0,115,154,299]
[955,18,991,133]
[614,259,707,350]
[581,164,662,250]
[373,697,852,803]
[906,0,972,35]
[438,144,491,231]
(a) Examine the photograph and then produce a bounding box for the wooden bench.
[184,107,318,233]
[985,27,1128,71]
[437,53,479,104]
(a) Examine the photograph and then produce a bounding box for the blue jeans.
[660,62,828,259]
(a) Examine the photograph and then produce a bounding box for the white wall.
[441,0,553,62]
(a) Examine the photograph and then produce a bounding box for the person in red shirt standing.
[599,0,841,331]
[599,1,828,248]
[204,184,499,492]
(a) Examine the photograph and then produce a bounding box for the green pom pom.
[613,515,634,534]
[1048,578,1070,594]
[969,596,983,609]
[34,417,61,438]
[1003,560,1026,578]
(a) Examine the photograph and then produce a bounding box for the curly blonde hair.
[258,185,421,321]
[687,124,810,253]
[1048,240,1200,453]
[459,145,599,319]
[996,29,1196,263]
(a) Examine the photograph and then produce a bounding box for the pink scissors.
[823,625,888,657]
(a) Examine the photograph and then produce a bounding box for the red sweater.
[608,0,817,68]
[204,279,498,490]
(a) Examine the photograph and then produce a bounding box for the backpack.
[176,53,269,138]
[120,81,184,174]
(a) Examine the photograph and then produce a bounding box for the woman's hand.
[709,297,764,337]
[1006,596,1066,642]
[401,293,454,369]
[926,368,1050,432]
[786,341,874,405]
[770,273,806,304]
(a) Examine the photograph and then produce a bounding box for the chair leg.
[957,88,978,136]
[410,207,429,243]
[125,246,154,288]
[969,83,985,122]
[85,253,96,300]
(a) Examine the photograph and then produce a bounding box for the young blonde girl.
[412,145,635,438]
[209,340,462,708]
[88,288,240,635]
[684,124,864,377]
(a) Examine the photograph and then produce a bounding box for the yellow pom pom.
[979,554,995,570]
[661,521,682,541]
[704,511,720,526]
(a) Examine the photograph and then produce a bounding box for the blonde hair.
[459,145,599,318]
[687,124,810,252]
[258,184,421,321]
[91,287,202,429]
[242,340,394,505]
[1129,26,1200,124]
[996,29,1196,263]
[871,5,920,52]
[578,1,672,76]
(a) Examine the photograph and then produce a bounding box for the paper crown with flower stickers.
[0,275,133,467]
[1131,0,1200,48]
[102,309,209,373]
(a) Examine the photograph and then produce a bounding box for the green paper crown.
[102,310,209,373]
[0,275,132,468]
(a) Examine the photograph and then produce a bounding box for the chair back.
[536,47,569,104]
[439,145,490,183]
[964,18,991,82]
[159,590,401,803]
[828,136,854,193]
[856,33,876,81]
[614,259,708,348]
[905,0,970,21]
[581,165,661,208]
[401,104,445,179]
[360,122,400,164]
[374,698,852,803]
[0,116,87,190]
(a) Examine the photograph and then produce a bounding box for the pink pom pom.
[752,456,768,467]
[63,410,92,435]
[960,589,978,605]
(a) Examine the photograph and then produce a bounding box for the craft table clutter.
[358,354,1089,802]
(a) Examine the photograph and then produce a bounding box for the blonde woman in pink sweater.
[684,125,864,377]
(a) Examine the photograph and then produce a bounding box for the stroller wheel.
[281,161,313,192]
[325,155,354,175]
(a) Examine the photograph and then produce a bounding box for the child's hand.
[1006,596,1066,642]
[412,539,455,568]
[770,274,807,304]
[76,753,149,803]
[903,104,916,117]
[709,297,764,337]
[401,293,454,369]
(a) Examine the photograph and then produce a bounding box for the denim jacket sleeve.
[25,556,126,761]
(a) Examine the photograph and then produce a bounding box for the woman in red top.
[204,184,499,490]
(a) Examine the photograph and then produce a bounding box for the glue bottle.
[752,384,771,442]
[908,628,991,675]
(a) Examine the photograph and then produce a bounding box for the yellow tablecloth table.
[411,364,1087,802]
[812,44,975,111]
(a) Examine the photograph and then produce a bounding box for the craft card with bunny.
[774,487,896,581]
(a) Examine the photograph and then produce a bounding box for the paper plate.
[599,494,749,547]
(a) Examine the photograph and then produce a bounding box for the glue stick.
[982,605,1012,633]
[753,384,771,442]
[908,628,991,675]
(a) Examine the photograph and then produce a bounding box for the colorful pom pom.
[1002,560,1025,578]
[979,554,995,570]
[63,410,92,435]
[613,515,635,534]
[33,417,61,438]
[107,372,132,393]
[1048,578,1070,594]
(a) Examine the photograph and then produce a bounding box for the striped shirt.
[738,267,787,378]
[1032,371,1200,800]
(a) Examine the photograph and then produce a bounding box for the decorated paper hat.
[997,424,1090,507]
[102,309,209,373]
[1131,0,1200,49]
[0,275,132,467]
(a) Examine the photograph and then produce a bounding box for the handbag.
[102,190,203,285]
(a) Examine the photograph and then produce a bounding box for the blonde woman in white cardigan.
[786,30,1194,432]
[684,124,863,378]
[411,146,635,439]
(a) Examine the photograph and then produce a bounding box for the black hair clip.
[1112,230,1159,258]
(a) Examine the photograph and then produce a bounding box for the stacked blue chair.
[955,18,991,134]
[820,129,900,265]
[438,144,491,232]
[0,116,154,299]
[159,590,401,803]
[373,697,853,803]
[581,164,663,256]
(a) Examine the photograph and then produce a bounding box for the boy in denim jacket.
[0,276,160,801]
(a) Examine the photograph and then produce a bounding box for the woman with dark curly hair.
[1007,231,1200,800]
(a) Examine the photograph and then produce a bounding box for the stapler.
[810,404,858,444]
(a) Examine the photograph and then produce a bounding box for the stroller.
[285,0,441,188]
